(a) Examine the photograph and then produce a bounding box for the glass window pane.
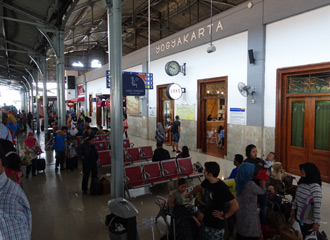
[314,101,330,151]
[288,72,330,94]
[291,101,305,147]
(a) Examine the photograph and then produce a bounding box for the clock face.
[165,61,180,76]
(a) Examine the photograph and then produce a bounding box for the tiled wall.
[227,124,275,161]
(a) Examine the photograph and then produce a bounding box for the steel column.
[104,0,124,199]
[35,71,40,134]
[41,58,48,136]
[56,31,66,128]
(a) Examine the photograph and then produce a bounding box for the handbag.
[300,196,314,225]
[278,224,303,240]
[21,154,32,166]
[305,232,318,240]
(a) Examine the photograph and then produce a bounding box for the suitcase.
[36,158,46,172]
[66,156,78,171]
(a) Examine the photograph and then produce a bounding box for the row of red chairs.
[124,158,203,190]
[77,136,133,150]
[98,146,153,167]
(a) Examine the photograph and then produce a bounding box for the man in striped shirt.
[0,140,32,240]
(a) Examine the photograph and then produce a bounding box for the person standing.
[79,136,98,194]
[290,162,322,239]
[0,139,32,240]
[23,132,41,178]
[186,161,239,240]
[155,122,164,145]
[123,114,128,139]
[27,111,33,129]
[235,163,266,240]
[54,126,68,172]
[227,154,243,179]
[0,111,13,143]
[171,115,181,152]
[22,110,27,132]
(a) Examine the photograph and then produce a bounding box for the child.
[169,178,201,227]
[263,152,276,169]
[217,125,225,149]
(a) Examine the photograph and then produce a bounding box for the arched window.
[91,59,102,68]
[72,61,84,67]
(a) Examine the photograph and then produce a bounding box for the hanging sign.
[67,101,74,108]
[166,83,183,100]
[106,71,153,90]
[90,98,97,102]
[106,98,111,109]
[77,84,85,97]
[122,72,145,96]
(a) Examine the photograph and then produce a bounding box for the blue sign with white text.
[122,73,145,96]
[106,70,153,90]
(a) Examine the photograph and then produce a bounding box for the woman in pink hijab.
[23,132,41,178]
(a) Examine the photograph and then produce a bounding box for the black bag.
[85,116,91,123]
[170,121,178,133]
[36,158,46,171]
[90,178,103,196]
[66,156,78,171]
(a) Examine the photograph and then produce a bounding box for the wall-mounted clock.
[165,61,181,76]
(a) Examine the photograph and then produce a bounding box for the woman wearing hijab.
[235,163,266,240]
[290,162,322,238]
[23,132,41,178]
[270,162,289,180]
[155,122,164,145]
[2,139,23,185]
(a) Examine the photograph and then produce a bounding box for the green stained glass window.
[314,101,330,151]
[291,101,305,147]
[288,72,330,94]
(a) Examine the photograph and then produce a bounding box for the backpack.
[170,121,177,133]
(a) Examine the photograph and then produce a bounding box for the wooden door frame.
[197,77,228,153]
[157,84,174,124]
[276,62,330,176]
[89,94,93,117]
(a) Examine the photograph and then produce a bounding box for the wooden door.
[287,97,330,181]
[157,84,174,145]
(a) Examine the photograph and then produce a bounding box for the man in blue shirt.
[54,126,68,172]
[227,154,243,179]
[0,139,32,240]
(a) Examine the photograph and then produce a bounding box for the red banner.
[77,84,85,97]
[106,98,111,109]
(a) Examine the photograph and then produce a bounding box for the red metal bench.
[141,146,153,161]
[124,165,151,189]
[98,150,111,167]
[127,147,144,163]
[161,159,185,180]
[143,162,169,185]
[95,141,107,151]
[177,157,203,180]
[95,135,103,141]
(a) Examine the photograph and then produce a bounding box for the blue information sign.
[122,72,145,96]
[106,70,153,90]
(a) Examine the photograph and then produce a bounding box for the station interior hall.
[1,0,330,239]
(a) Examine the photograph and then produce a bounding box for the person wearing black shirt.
[152,142,170,162]
[186,161,238,240]
[79,136,99,194]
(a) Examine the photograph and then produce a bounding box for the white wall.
[264,5,330,127]
[149,31,248,123]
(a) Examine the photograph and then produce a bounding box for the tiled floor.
[18,131,330,240]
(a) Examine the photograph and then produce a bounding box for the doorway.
[197,77,227,158]
[276,63,330,182]
[157,84,174,146]
[89,94,93,117]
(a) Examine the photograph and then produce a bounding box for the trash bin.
[106,198,139,240]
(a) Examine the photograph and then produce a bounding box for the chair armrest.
[179,166,187,172]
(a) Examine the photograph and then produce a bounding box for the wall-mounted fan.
[238,82,257,103]
[238,82,251,97]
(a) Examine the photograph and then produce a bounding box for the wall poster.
[126,96,140,116]
[175,103,195,120]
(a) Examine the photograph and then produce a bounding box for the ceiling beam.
[2,2,45,23]
[206,0,235,7]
